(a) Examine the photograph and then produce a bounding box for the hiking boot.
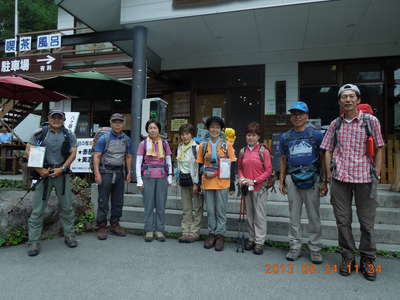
[214,235,225,252]
[144,232,154,242]
[253,243,264,255]
[110,223,126,237]
[97,224,108,240]
[155,231,166,242]
[64,236,78,248]
[204,234,216,249]
[245,240,255,251]
[27,242,40,257]
[286,248,301,261]
[178,234,190,243]
[360,256,377,281]
[310,251,323,264]
[339,256,356,276]
[187,233,200,243]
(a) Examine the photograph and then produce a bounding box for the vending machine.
[141,98,168,137]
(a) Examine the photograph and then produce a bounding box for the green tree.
[0,0,57,40]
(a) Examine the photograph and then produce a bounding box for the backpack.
[282,126,320,190]
[200,138,228,163]
[238,144,275,190]
[141,138,170,174]
[33,125,72,163]
[332,113,374,152]
[330,113,377,178]
[90,127,129,172]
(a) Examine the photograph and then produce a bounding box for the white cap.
[338,84,360,97]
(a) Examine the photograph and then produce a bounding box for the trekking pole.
[236,193,246,253]
[8,177,43,215]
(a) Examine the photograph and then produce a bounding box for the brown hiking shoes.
[214,235,225,252]
[110,223,126,237]
[97,223,108,240]
[204,234,216,249]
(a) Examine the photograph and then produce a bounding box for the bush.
[0,180,24,189]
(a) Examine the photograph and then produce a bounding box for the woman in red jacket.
[238,122,272,255]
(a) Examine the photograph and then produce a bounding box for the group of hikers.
[25,83,383,281]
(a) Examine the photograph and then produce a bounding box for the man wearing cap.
[93,113,132,240]
[279,101,326,264]
[26,110,78,256]
[321,84,384,281]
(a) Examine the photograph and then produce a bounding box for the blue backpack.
[282,127,320,189]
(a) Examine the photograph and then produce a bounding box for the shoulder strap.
[103,132,112,153]
[258,145,266,164]
[35,126,49,146]
[332,117,342,150]
[363,113,373,137]
[219,139,228,156]
[201,141,208,161]
[191,145,197,158]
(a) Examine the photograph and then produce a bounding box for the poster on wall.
[172,91,190,117]
[70,138,93,173]
[171,119,188,131]
[64,112,80,133]
[212,107,222,118]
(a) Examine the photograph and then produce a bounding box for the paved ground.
[0,233,399,300]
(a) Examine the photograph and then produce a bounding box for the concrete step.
[121,193,400,225]
[120,183,400,208]
[120,207,400,246]
[119,222,400,252]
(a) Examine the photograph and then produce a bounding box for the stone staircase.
[91,183,400,251]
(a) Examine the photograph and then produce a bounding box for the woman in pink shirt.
[238,122,272,255]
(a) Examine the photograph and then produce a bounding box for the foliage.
[0,179,24,189]
[71,176,90,196]
[74,204,95,233]
[0,226,27,246]
[71,176,95,233]
[0,0,58,40]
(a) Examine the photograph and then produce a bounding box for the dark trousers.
[331,179,377,259]
[97,170,124,225]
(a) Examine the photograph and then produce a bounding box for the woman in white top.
[176,123,202,243]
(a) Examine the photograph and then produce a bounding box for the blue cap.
[289,101,309,113]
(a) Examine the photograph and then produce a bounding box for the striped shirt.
[320,111,384,183]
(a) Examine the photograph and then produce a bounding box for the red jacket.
[238,144,272,192]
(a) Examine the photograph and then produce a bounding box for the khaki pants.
[180,186,203,234]
[331,179,377,259]
[245,188,268,245]
[286,175,321,252]
[28,174,75,242]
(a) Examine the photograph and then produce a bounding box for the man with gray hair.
[321,84,384,281]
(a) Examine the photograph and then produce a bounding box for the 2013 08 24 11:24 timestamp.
[263,264,382,275]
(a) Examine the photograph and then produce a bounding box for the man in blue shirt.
[279,101,327,264]
[93,113,133,240]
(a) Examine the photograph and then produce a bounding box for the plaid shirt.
[320,111,384,183]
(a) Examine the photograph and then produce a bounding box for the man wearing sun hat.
[279,101,326,264]
[26,109,78,256]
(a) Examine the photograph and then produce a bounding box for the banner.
[70,138,93,173]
